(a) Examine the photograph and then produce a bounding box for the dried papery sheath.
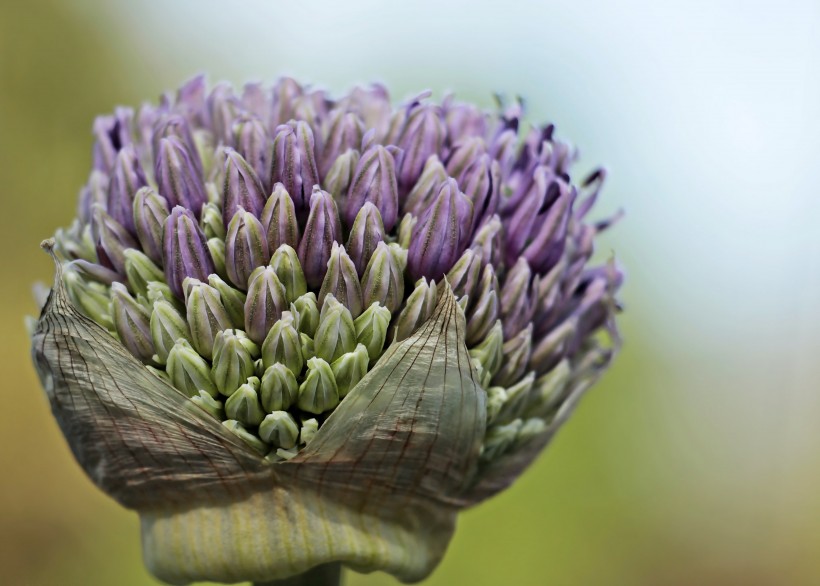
[32,77,622,586]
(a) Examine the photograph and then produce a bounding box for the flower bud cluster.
[53,77,621,460]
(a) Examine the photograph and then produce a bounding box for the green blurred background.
[2,0,819,584]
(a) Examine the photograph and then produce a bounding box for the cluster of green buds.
[31,76,621,585]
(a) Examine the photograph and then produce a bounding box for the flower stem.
[253,563,342,586]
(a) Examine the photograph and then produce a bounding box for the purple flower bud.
[361,242,406,314]
[241,82,269,123]
[269,121,319,212]
[111,282,154,363]
[260,183,300,252]
[270,77,304,128]
[206,83,240,145]
[92,109,133,173]
[152,114,203,178]
[402,155,447,217]
[232,115,271,192]
[459,154,500,235]
[66,259,121,286]
[395,100,445,189]
[107,146,147,234]
[174,75,207,125]
[133,187,171,266]
[407,178,473,282]
[345,202,386,276]
[320,110,365,176]
[244,267,288,345]
[505,167,575,273]
[225,209,270,290]
[155,137,208,217]
[499,258,539,340]
[318,243,363,318]
[298,187,342,289]
[93,206,138,275]
[345,141,401,232]
[222,148,266,227]
[78,171,109,225]
[324,149,360,210]
[443,98,487,144]
[445,137,485,182]
[162,206,216,299]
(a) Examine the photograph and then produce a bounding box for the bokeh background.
[2,0,819,584]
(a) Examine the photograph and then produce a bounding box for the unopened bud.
[150,300,191,364]
[207,274,246,329]
[163,206,215,299]
[269,120,320,212]
[94,206,138,275]
[224,382,265,427]
[124,249,164,298]
[361,242,405,314]
[260,312,303,375]
[260,183,300,252]
[466,265,499,345]
[314,296,356,363]
[258,411,299,449]
[345,202,386,276]
[393,277,438,342]
[259,363,298,412]
[298,187,342,289]
[353,302,391,362]
[166,338,218,398]
[323,149,359,204]
[291,292,320,337]
[331,343,369,397]
[154,136,207,216]
[345,143,401,231]
[222,420,267,454]
[185,279,233,359]
[211,330,256,396]
[403,155,447,216]
[225,209,270,290]
[222,148,266,226]
[297,357,339,414]
[111,282,154,363]
[319,243,363,318]
[190,391,224,420]
[446,247,482,301]
[244,266,288,345]
[200,202,226,240]
[107,146,148,233]
[493,325,533,387]
[270,244,307,302]
[469,320,504,387]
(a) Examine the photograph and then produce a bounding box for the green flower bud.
[524,359,571,418]
[397,212,417,250]
[480,419,523,463]
[166,339,218,398]
[207,274,247,329]
[146,281,182,312]
[207,238,227,280]
[200,202,226,240]
[297,357,339,414]
[63,269,113,331]
[258,411,299,449]
[244,266,288,345]
[299,417,319,445]
[319,242,363,318]
[145,365,170,382]
[493,324,533,387]
[446,247,482,302]
[224,382,265,427]
[494,372,536,425]
[515,417,547,447]
[528,317,577,375]
[466,265,499,346]
[260,183,300,252]
[404,154,447,216]
[353,302,391,362]
[222,420,267,454]
[111,282,154,363]
[124,249,165,298]
[225,209,270,290]
[393,277,438,342]
[314,297,356,363]
[331,343,369,397]
[211,330,256,396]
[259,363,298,412]
[190,390,224,420]
[261,311,303,375]
[361,242,405,314]
[229,329,260,358]
[485,386,507,425]
[469,320,504,388]
[300,333,315,361]
[150,300,191,364]
[270,244,307,302]
[185,279,233,360]
[291,292,320,337]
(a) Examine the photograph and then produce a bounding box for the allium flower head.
[31,75,622,585]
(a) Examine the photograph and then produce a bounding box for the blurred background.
[2,0,819,584]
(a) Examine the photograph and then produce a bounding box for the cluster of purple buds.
[33,76,623,585]
[48,76,622,461]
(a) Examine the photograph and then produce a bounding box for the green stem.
[253,563,342,586]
